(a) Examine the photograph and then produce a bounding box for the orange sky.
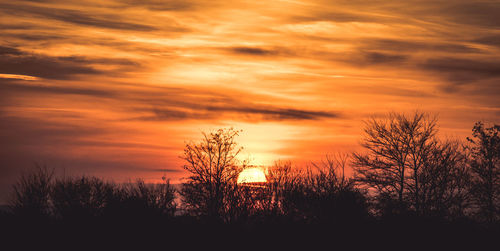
[1,0,499,202]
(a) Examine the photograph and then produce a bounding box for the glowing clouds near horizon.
[237,168,267,184]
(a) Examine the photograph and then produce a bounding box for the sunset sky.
[1,0,499,202]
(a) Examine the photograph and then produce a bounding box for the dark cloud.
[0,3,158,31]
[343,51,409,66]
[0,46,23,56]
[140,108,212,121]
[0,45,139,79]
[0,23,34,30]
[206,106,339,120]
[58,56,139,66]
[147,105,339,121]
[230,47,279,56]
[2,33,66,42]
[418,57,500,85]
[362,52,408,65]
[473,35,500,48]
[0,48,100,80]
[0,81,115,98]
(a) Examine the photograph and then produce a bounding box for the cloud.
[229,47,280,56]
[146,105,339,122]
[0,46,24,56]
[0,45,140,79]
[360,52,408,65]
[0,49,100,80]
[206,106,339,120]
[2,33,66,42]
[0,3,158,31]
[1,77,340,122]
[418,57,500,85]
[473,35,500,48]
[341,51,409,66]
[0,81,115,98]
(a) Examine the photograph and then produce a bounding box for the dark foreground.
[1,213,498,250]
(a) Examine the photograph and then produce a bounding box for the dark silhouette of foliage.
[467,121,500,223]
[9,164,54,219]
[8,168,177,222]
[280,154,369,223]
[113,179,177,218]
[179,128,244,221]
[51,176,116,220]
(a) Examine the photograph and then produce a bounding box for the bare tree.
[467,122,500,223]
[179,128,244,221]
[352,112,438,215]
[308,153,352,193]
[418,140,470,219]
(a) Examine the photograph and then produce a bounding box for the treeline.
[178,112,499,225]
[1,112,499,247]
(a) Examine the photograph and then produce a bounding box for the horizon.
[1,0,500,204]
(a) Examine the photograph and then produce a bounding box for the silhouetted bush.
[108,179,176,220]
[51,176,116,221]
[8,169,176,223]
[9,164,53,219]
[279,155,370,224]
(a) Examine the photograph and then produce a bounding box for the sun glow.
[237,167,267,184]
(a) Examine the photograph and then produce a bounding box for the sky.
[1,0,500,202]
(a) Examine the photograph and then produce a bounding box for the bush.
[51,176,116,220]
[9,165,53,219]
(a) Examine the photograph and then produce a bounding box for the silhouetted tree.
[9,165,54,219]
[467,122,500,223]
[418,140,470,219]
[353,112,437,215]
[180,128,244,221]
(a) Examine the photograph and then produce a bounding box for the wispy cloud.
[0,3,158,31]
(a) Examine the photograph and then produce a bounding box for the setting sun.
[237,168,267,184]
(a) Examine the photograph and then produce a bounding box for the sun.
[237,167,267,184]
